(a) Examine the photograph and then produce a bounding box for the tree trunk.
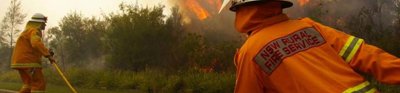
[8,26,14,65]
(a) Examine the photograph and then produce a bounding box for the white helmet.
[219,0,293,13]
[29,13,47,23]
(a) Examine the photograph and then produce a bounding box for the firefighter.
[219,0,400,93]
[11,13,55,93]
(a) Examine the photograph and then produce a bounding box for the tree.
[45,3,239,72]
[52,12,106,65]
[1,0,26,47]
[0,0,26,70]
[105,4,173,71]
[47,27,67,66]
[104,4,240,72]
[0,28,5,46]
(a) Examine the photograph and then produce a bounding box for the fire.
[298,0,310,6]
[183,0,222,20]
[185,0,210,20]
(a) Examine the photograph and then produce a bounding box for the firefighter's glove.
[48,56,56,63]
[49,49,55,56]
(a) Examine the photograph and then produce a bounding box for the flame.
[298,0,310,6]
[185,0,210,20]
[182,0,222,21]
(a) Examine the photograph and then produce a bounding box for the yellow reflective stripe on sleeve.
[339,36,354,56]
[339,36,363,63]
[345,39,363,62]
[343,81,377,93]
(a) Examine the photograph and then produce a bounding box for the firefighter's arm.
[302,18,400,84]
[30,29,51,57]
[314,22,400,84]
[349,43,400,84]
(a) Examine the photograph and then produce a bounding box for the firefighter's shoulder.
[297,17,318,25]
[296,17,330,31]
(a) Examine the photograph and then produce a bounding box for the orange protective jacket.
[11,23,50,69]
[234,10,400,93]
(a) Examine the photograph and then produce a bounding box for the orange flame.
[298,0,310,6]
[185,0,210,20]
[183,0,222,20]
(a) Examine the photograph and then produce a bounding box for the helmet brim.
[280,1,293,8]
[29,19,46,23]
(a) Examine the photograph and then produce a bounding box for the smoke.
[286,0,367,18]
[286,0,400,55]
[167,0,241,43]
[286,0,397,30]
[167,0,399,43]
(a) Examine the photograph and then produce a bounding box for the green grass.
[0,68,236,93]
[4,68,400,93]
[0,82,20,91]
[0,82,138,93]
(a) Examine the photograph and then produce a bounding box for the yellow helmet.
[29,13,47,23]
[219,0,293,13]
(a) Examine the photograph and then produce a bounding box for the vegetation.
[2,2,238,93]
[0,0,26,71]
[0,0,399,92]
[0,68,235,93]
[0,81,137,93]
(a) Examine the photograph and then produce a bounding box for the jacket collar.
[235,13,289,34]
[234,2,289,34]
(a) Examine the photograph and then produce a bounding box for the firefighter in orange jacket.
[11,13,55,93]
[219,0,400,93]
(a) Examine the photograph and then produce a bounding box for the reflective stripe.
[339,36,363,63]
[343,81,377,93]
[11,63,42,68]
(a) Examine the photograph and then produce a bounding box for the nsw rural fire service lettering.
[254,28,326,74]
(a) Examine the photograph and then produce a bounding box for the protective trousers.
[17,68,45,93]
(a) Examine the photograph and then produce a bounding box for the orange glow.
[182,0,222,20]
[298,0,310,6]
[185,0,210,20]
[207,0,222,9]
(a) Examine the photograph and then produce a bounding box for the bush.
[25,68,235,93]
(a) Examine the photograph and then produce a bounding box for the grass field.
[0,68,235,93]
[0,82,139,93]
[2,69,400,93]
